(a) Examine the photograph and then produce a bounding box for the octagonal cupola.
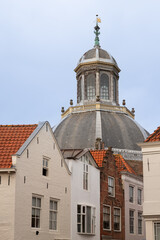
[74,18,121,106]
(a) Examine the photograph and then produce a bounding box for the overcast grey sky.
[0,0,160,134]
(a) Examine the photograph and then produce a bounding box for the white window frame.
[129,209,134,234]
[154,222,160,240]
[129,185,134,203]
[49,199,58,230]
[138,211,142,235]
[113,207,121,231]
[77,204,96,235]
[42,157,49,176]
[103,205,111,231]
[108,176,115,197]
[31,195,41,228]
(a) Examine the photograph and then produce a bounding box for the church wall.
[13,123,71,240]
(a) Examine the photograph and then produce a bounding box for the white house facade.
[0,122,71,240]
[140,127,160,240]
[121,171,145,240]
[63,149,100,240]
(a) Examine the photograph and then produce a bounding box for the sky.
[0,0,160,134]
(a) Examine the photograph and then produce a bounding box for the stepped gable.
[0,124,37,168]
[90,149,136,174]
[145,126,160,142]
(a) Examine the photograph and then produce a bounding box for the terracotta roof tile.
[0,124,37,169]
[145,126,160,142]
[90,150,136,175]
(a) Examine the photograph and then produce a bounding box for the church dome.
[54,110,148,152]
[54,19,149,160]
[78,47,118,66]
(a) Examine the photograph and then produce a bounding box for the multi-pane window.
[108,177,115,197]
[77,205,96,234]
[32,196,41,228]
[129,186,134,203]
[49,199,58,230]
[100,74,109,100]
[83,163,88,190]
[154,222,160,240]
[129,210,134,234]
[138,189,142,205]
[113,77,117,102]
[138,212,142,234]
[42,158,49,176]
[114,208,121,231]
[103,205,111,230]
[86,74,95,100]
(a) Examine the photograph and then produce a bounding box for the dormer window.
[86,74,95,100]
[100,73,109,100]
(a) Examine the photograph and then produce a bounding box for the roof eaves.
[16,121,46,156]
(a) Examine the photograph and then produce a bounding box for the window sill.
[103,229,111,231]
[77,233,95,236]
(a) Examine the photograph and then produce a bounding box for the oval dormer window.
[100,74,109,100]
[86,74,95,100]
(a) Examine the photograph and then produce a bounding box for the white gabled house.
[62,149,100,240]
[0,122,71,240]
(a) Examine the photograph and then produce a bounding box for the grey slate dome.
[78,47,118,66]
[54,110,148,151]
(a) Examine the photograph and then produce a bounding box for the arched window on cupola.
[113,77,117,102]
[86,74,96,100]
[78,77,82,102]
[100,74,109,100]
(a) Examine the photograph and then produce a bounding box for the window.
[129,186,134,203]
[77,205,96,234]
[138,212,142,234]
[114,208,121,231]
[138,189,142,205]
[49,199,58,230]
[129,210,134,234]
[83,163,88,190]
[100,73,109,100]
[113,77,117,102]
[78,78,82,102]
[154,222,160,240]
[32,196,41,228]
[103,205,111,230]
[86,74,95,100]
[108,177,115,197]
[42,158,49,176]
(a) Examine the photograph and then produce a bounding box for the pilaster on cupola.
[75,15,121,106]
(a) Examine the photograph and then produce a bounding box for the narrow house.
[0,122,71,240]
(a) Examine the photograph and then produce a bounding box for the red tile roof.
[90,150,136,175]
[0,125,37,169]
[145,126,160,142]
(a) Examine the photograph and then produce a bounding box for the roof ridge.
[0,124,38,127]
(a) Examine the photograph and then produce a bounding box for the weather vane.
[94,14,101,47]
